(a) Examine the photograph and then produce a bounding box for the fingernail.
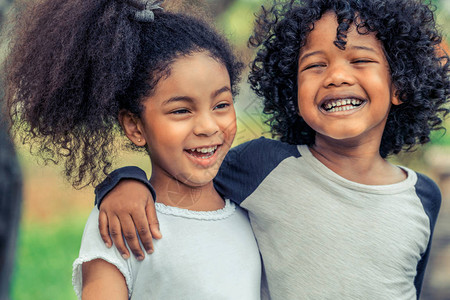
[147,249,154,254]
[137,255,144,261]
[122,254,129,259]
[105,242,111,248]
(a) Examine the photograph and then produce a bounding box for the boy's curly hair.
[249,0,450,157]
[4,0,243,188]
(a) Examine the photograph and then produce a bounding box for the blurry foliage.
[11,220,84,300]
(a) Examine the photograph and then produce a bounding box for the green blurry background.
[7,0,450,299]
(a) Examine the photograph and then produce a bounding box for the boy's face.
[138,52,236,188]
[297,12,400,146]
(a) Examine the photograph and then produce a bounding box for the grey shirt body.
[215,139,440,300]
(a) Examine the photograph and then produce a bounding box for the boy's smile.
[297,12,400,146]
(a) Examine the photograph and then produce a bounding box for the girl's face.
[297,12,400,147]
[133,52,236,188]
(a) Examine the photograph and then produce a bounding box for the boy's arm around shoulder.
[94,137,299,258]
[95,166,162,260]
[214,137,301,204]
[414,172,441,299]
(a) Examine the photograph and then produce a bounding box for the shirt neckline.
[297,145,417,194]
[155,199,236,221]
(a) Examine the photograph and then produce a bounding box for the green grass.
[10,217,87,300]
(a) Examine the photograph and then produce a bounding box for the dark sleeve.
[413,172,441,299]
[213,137,300,205]
[94,166,156,207]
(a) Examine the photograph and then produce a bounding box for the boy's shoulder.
[414,171,441,219]
[227,137,301,164]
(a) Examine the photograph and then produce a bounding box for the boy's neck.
[150,176,225,212]
[309,137,407,185]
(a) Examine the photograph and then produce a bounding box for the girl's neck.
[150,176,225,212]
[310,136,407,185]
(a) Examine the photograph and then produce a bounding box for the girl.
[4,0,263,298]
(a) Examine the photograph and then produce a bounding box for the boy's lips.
[319,94,367,114]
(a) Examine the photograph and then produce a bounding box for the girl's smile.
[184,144,222,167]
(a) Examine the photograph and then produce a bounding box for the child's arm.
[81,259,128,300]
[97,138,299,258]
[96,167,161,260]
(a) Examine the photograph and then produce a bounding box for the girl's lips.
[184,144,222,167]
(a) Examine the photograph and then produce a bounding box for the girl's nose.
[323,63,355,87]
[193,113,220,137]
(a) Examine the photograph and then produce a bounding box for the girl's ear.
[118,110,147,147]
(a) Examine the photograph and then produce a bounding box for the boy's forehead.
[301,11,382,53]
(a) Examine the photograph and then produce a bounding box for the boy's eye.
[352,59,374,64]
[303,63,326,71]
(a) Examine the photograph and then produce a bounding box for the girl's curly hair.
[249,0,450,157]
[4,0,243,188]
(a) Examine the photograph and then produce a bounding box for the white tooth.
[351,100,356,105]
[336,100,341,106]
[346,99,351,105]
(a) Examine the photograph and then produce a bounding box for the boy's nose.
[193,113,220,137]
[323,64,355,87]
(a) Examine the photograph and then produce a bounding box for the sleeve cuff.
[94,166,156,207]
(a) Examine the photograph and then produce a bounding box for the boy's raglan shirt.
[96,137,441,300]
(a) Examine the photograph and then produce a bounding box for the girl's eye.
[171,108,190,114]
[214,103,230,110]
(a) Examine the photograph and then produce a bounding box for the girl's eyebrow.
[162,86,231,105]
[212,86,231,98]
[162,96,194,105]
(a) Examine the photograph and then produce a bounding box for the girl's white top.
[72,199,262,299]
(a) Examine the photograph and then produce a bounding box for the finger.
[98,210,112,248]
[131,210,154,254]
[146,200,162,240]
[120,214,145,261]
[108,215,130,259]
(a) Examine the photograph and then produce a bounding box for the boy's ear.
[118,110,147,147]
[391,85,402,106]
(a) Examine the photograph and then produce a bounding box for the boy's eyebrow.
[299,46,378,62]
[212,86,231,98]
[350,45,377,52]
[299,50,323,62]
